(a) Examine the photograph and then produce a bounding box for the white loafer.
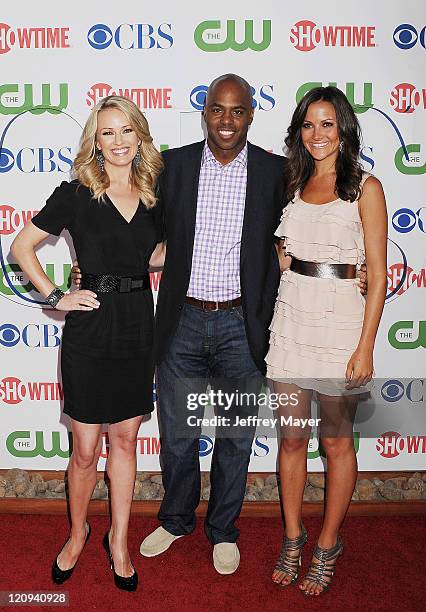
[213,542,240,575]
[139,526,184,557]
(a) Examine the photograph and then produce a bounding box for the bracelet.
[45,288,65,309]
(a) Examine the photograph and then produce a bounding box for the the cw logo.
[194,20,271,52]
[388,321,426,350]
[394,144,426,175]
[0,83,68,115]
[296,81,373,114]
[0,263,71,296]
[6,431,70,458]
[308,432,360,459]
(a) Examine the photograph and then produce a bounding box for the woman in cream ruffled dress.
[266,87,387,596]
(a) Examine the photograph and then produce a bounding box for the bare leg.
[106,415,143,577]
[57,420,102,570]
[300,394,357,596]
[272,382,312,586]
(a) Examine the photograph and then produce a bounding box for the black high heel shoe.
[103,532,138,592]
[51,522,91,584]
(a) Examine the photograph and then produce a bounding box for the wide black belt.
[81,273,150,293]
[289,256,357,280]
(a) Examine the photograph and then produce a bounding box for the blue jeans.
[156,303,263,544]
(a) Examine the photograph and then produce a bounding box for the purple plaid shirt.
[187,141,248,301]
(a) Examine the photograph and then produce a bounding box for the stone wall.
[2,470,426,502]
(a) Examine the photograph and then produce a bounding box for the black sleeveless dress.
[32,180,162,423]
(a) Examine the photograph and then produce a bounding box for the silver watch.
[45,288,65,308]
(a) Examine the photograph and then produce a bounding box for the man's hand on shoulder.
[71,260,81,288]
[357,263,367,296]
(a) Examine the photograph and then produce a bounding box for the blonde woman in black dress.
[11,96,164,591]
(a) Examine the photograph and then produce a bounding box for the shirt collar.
[202,140,248,168]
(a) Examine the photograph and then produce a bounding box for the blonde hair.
[73,95,163,209]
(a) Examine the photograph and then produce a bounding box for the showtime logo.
[0,205,38,235]
[376,431,426,458]
[390,83,426,113]
[0,22,70,55]
[290,20,375,52]
[388,263,426,296]
[101,433,161,458]
[86,83,172,110]
[149,271,162,293]
[0,377,63,405]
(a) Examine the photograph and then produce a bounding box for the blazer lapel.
[183,141,204,271]
[240,142,260,271]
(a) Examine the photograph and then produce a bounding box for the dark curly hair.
[285,86,364,203]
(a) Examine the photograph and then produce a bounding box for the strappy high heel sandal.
[301,535,343,596]
[272,524,308,587]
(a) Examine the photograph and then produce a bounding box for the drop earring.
[133,145,142,167]
[339,141,344,153]
[96,148,105,172]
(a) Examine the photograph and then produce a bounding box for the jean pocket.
[232,305,245,322]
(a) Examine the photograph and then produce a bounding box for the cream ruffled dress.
[265,173,372,396]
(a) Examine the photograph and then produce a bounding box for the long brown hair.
[285,86,364,203]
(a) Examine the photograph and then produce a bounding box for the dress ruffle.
[275,200,365,266]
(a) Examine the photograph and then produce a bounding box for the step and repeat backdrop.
[0,2,425,472]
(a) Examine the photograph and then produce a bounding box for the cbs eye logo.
[190,86,208,111]
[199,435,213,457]
[392,207,426,233]
[393,24,426,49]
[87,24,113,49]
[0,148,13,172]
[381,380,405,402]
[0,324,20,347]
[381,379,424,403]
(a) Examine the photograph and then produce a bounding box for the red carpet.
[0,515,423,611]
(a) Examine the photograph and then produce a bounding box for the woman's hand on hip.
[56,290,100,312]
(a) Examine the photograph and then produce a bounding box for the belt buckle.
[204,300,219,311]
[119,277,132,293]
